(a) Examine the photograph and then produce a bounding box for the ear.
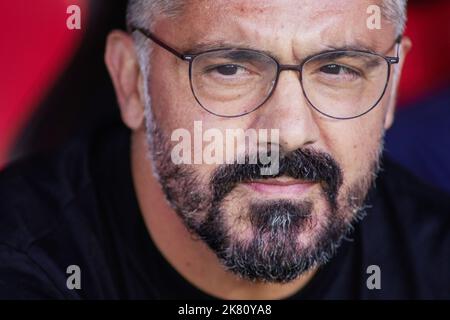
[384,36,412,130]
[105,30,145,130]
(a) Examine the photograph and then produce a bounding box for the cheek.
[322,115,385,185]
[148,55,206,132]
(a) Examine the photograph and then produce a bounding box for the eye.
[320,64,360,77]
[215,64,240,76]
[206,64,251,77]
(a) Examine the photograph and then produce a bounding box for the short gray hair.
[127,0,407,35]
[127,0,184,31]
[382,0,408,35]
[127,0,184,76]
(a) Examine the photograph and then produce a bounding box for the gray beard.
[144,115,383,283]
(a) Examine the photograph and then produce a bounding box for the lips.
[244,178,315,196]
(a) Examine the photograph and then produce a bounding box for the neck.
[131,129,316,299]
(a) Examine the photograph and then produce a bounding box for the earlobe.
[384,105,395,130]
[384,82,397,129]
[105,30,145,130]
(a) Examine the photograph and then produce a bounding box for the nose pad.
[279,64,303,73]
[277,65,303,87]
[269,65,304,103]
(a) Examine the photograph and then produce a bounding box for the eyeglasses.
[131,26,401,120]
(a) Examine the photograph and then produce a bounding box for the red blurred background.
[0,0,87,168]
[0,0,449,170]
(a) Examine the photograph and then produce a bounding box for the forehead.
[154,0,394,58]
[195,0,366,20]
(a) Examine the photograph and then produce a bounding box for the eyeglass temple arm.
[130,26,191,60]
[386,35,402,64]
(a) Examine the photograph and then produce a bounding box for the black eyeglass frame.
[131,26,402,120]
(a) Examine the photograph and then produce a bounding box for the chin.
[197,195,355,283]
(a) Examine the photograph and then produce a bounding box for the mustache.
[211,148,343,205]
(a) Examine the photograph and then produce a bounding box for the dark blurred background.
[0,0,449,192]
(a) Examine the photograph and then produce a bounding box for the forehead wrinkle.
[183,26,382,64]
[175,0,389,61]
[221,0,275,16]
[183,13,282,55]
[218,1,373,59]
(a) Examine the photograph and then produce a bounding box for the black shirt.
[0,123,449,300]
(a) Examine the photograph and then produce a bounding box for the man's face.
[142,0,402,282]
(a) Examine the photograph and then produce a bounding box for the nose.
[252,69,321,153]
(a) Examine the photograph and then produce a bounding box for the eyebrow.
[185,41,276,57]
[312,51,383,71]
[323,42,378,54]
[184,40,380,61]
[206,49,278,63]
